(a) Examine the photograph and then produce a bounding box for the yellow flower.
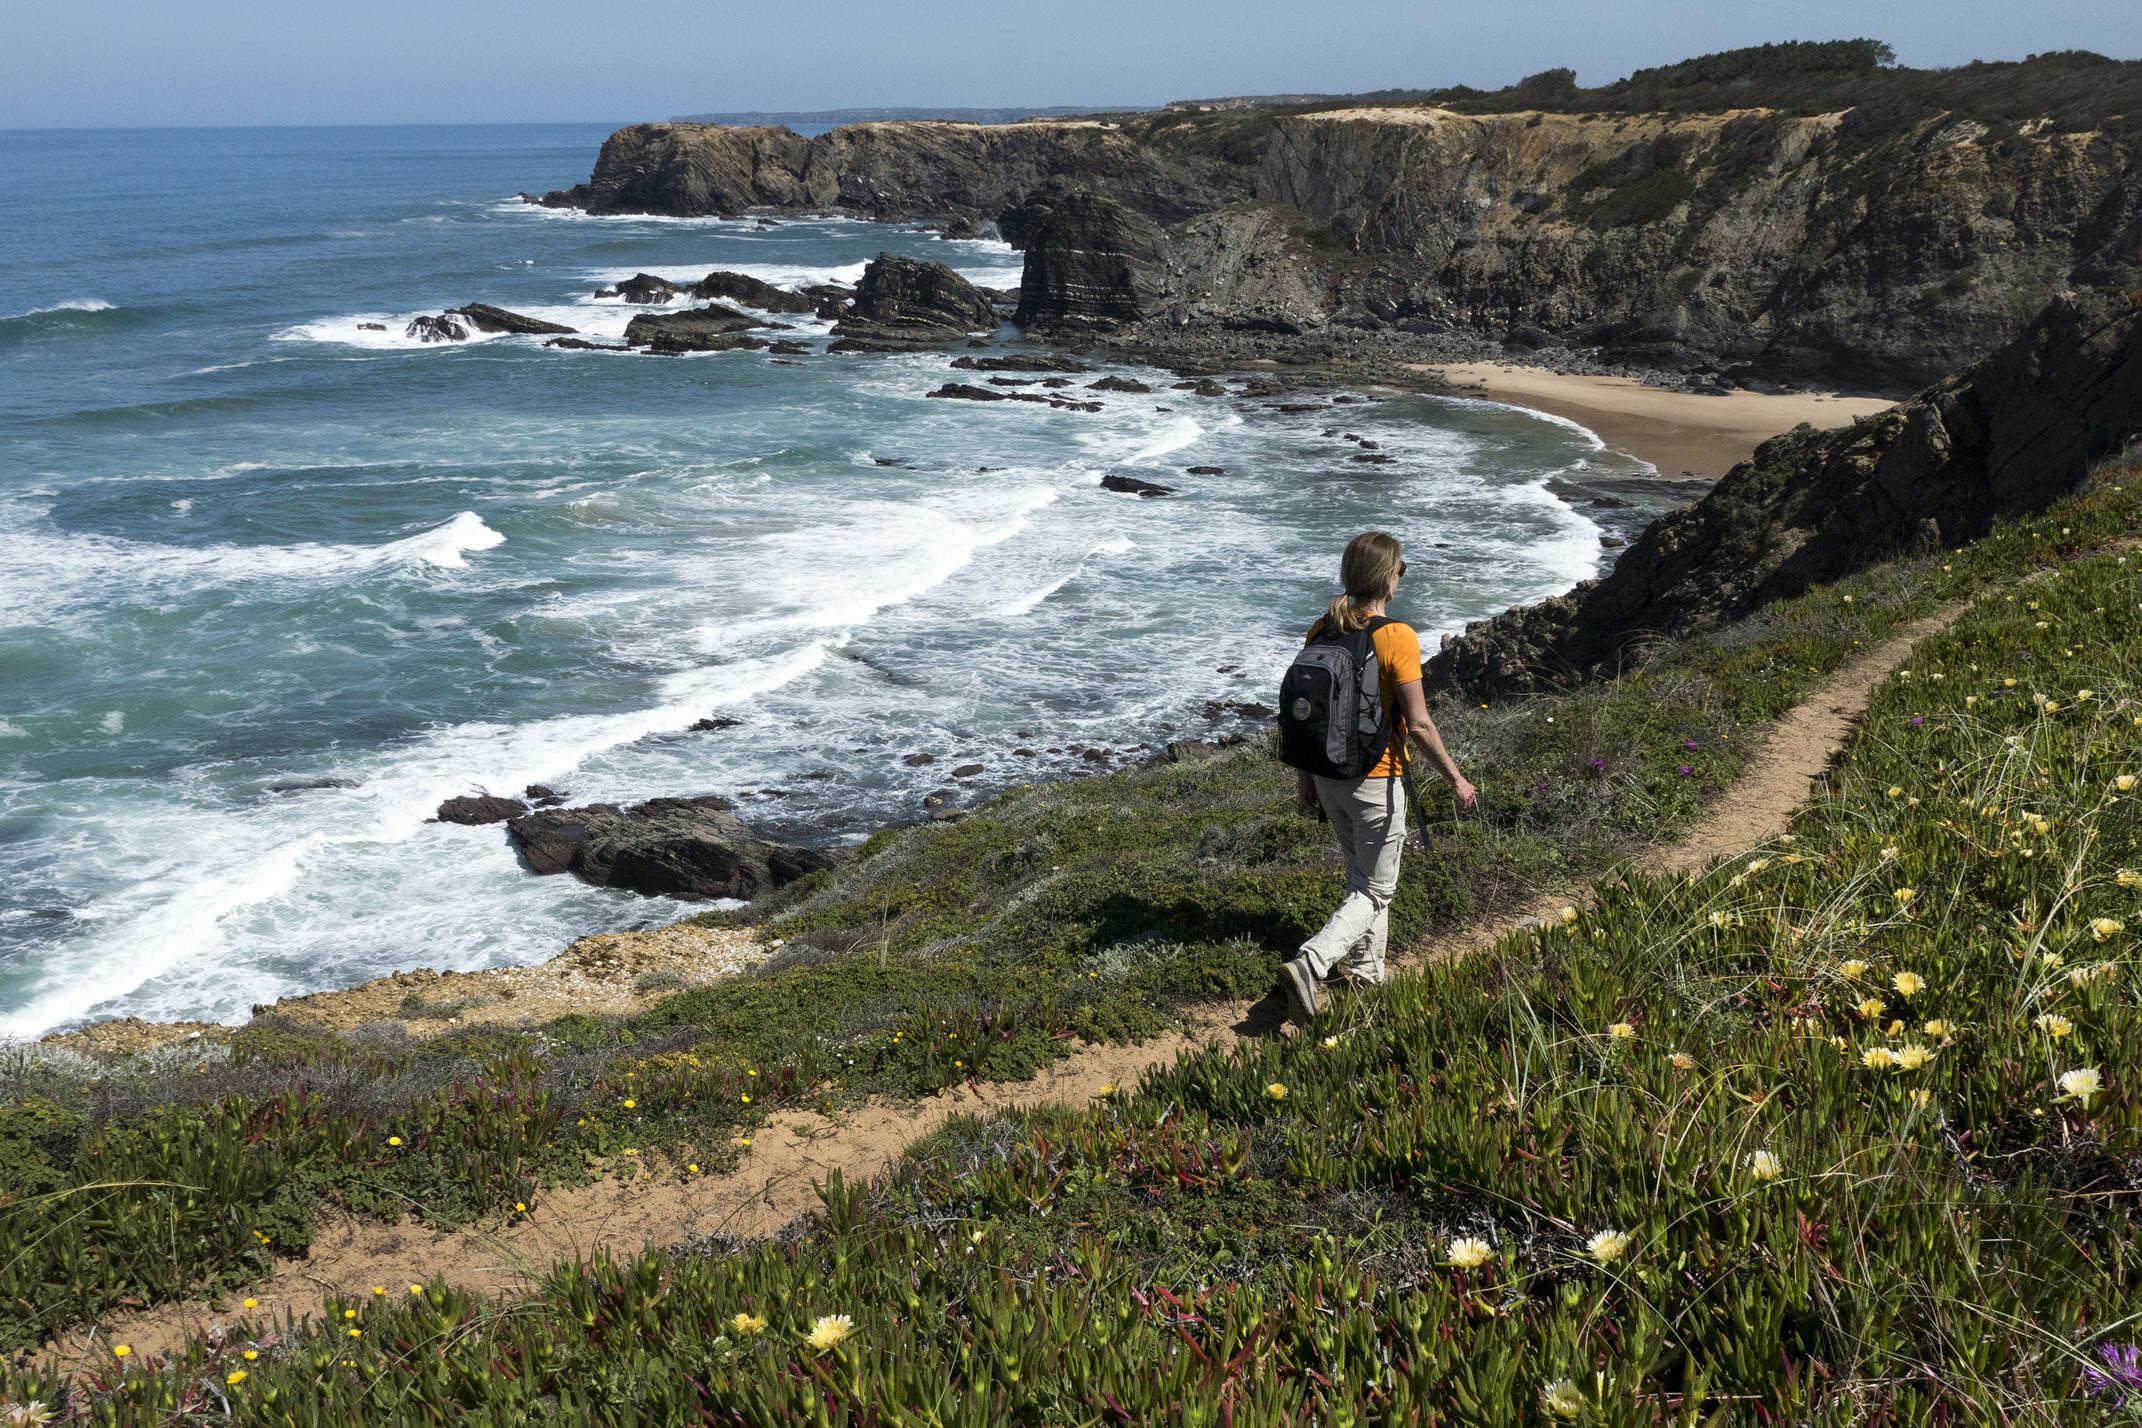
[1607,1022,1635,1041]
[1584,1228,1631,1264]
[1669,1051,1694,1071]
[806,1314,855,1352]
[1265,1082,1288,1101]
[347,1328,361,1339]
[370,1285,385,1297]
[2036,1013,2074,1039]
[1746,1150,1782,1182]
[386,1136,403,1147]
[1883,1019,1905,1038]
[1838,960,1868,980]
[225,1370,246,1386]
[1886,785,1904,799]
[622,1098,636,1109]
[740,1093,751,1104]
[2092,917,2125,943]
[111,1345,130,1359]
[2058,1067,2104,1106]
[1094,1082,1117,1099]
[1560,906,1579,926]
[1893,887,1916,907]
[408,1285,424,1296]
[242,1350,257,1361]
[1543,1379,1585,1419]
[731,1312,766,1336]
[1446,1236,1493,1269]
[242,1298,258,1310]
[2116,775,2137,793]
[1894,1043,1932,1071]
[1856,997,1887,1020]
[2004,677,2017,688]
[514,1201,527,1213]
[1910,1088,1934,1108]
[343,1309,356,1320]
[1321,1035,1339,1050]
[687,1163,700,1175]
[1891,971,1924,998]
[1923,1019,1952,1038]
[1862,1047,1897,1070]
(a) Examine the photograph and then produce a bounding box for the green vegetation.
[10,481,2137,1420]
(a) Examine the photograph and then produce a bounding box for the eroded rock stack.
[829,255,1000,352]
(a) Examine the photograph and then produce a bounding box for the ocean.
[0,123,1643,1038]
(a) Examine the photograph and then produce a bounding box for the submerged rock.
[405,315,468,343]
[506,795,832,901]
[1101,473,1175,498]
[598,273,689,304]
[950,354,1093,373]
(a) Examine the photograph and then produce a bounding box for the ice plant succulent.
[2059,1068,2104,1106]
[1585,1229,1631,1264]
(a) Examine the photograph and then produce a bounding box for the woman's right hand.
[1450,775,1478,812]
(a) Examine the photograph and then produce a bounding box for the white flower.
[1585,1229,1631,1264]
[1746,1150,1782,1182]
[1542,1379,1586,1419]
[1445,1236,1493,1269]
[2058,1067,2103,1106]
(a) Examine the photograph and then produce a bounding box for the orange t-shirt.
[1305,617,1422,778]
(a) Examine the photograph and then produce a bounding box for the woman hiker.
[1278,530,1475,1026]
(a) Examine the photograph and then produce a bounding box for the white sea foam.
[0,720,26,739]
[7,298,117,318]
[993,535,1133,618]
[272,312,511,351]
[0,633,832,1039]
[0,511,507,628]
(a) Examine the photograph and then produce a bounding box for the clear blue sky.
[4,0,2136,129]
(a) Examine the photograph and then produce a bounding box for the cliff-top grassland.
[9,37,2142,1425]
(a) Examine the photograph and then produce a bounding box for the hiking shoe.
[1278,957,1320,1028]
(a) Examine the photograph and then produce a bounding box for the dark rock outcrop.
[597,273,689,304]
[1428,289,2142,698]
[950,354,1092,373]
[829,255,999,352]
[623,305,768,353]
[1101,473,1175,498]
[690,271,820,313]
[1089,376,1153,393]
[506,795,832,901]
[405,315,467,343]
[433,794,528,826]
[447,304,576,335]
[546,337,630,352]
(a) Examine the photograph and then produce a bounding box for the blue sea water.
[0,124,1637,1038]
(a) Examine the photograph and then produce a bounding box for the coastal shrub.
[0,480,2134,1356]
[18,516,2142,1420]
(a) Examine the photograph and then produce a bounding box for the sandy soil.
[52,596,1970,1368]
[1412,361,1896,478]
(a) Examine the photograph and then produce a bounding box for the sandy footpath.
[1412,361,1897,477]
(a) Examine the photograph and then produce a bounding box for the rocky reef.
[828,255,1002,351]
[506,795,833,901]
[1425,288,2142,697]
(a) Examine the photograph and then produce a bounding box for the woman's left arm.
[1393,679,1477,810]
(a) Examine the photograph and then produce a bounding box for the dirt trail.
[56,604,1964,1368]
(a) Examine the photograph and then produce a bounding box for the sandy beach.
[1411,361,1898,478]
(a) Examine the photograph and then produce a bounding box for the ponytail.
[1322,531,1404,633]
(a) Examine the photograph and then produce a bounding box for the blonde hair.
[1323,531,1404,633]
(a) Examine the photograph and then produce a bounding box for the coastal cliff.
[1426,287,2142,696]
[537,49,2142,390]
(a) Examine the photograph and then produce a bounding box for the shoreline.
[24,336,1877,1060]
[1410,360,1897,478]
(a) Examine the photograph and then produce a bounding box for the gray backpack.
[1277,616,1395,779]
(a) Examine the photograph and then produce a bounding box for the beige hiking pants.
[1301,774,1405,985]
